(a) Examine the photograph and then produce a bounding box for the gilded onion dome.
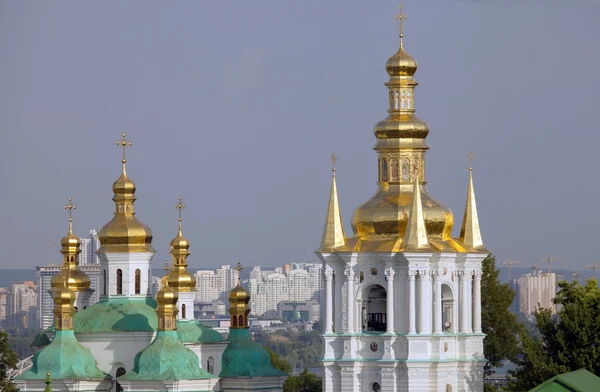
[349,7,466,253]
[98,134,154,253]
[51,198,91,291]
[155,277,179,331]
[167,197,196,292]
[229,262,251,329]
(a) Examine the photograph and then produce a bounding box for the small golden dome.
[386,43,417,77]
[51,266,91,291]
[112,171,136,196]
[170,225,190,252]
[228,283,250,304]
[156,284,178,308]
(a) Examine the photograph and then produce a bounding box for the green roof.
[31,331,51,347]
[529,369,600,392]
[74,298,158,333]
[220,328,288,378]
[176,320,224,344]
[119,330,216,381]
[16,330,109,380]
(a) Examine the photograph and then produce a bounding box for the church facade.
[316,6,488,392]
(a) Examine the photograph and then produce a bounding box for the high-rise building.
[518,270,556,315]
[0,287,9,328]
[251,263,323,318]
[36,264,101,329]
[10,281,37,329]
[315,5,488,391]
[79,229,100,265]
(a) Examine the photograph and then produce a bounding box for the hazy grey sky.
[1,1,599,271]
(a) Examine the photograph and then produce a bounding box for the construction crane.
[531,264,540,274]
[586,265,600,280]
[535,256,567,274]
[502,259,521,282]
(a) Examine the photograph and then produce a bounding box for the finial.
[44,370,52,392]
[163,261,171,272]
[175,196,185,223]
[468,152,475,171]
[235,261,243,284]
[394,2,407,42]
[116,133,132,166]
[331,153,337,173]
[64,196,76,233]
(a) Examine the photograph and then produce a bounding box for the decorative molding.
[410,341,428,353]
[324,266,334,281]
[341,281,348,330]
[385,268,396,281]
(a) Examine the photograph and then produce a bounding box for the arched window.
[116,367,126,392]
[135,269,141,294]
[238,315,244,327]
[116,269,123,295]
[232,316,238,327]
[182,303,186,319]
[402,158,410,180]
[207,357,215,374]
[103,270,107,296]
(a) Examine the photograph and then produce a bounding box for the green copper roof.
[31,331,51,347]
[16,330,109,380]
[220,328,288,378]
[74,298,158,333]
[119,330,216,381]
[529,369,600,392]
[176,320,224,344]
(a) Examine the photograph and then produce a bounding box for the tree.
[0,329,19,392]
[506,278,600,391]
[481,255,522,378]
[266,346,321,392]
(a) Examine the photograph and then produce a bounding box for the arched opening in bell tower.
[360,284,387,332]
[441,283,456,333]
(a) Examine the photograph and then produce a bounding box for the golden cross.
[175,196,185,222]
[331,153,337,172]
[116,133,132,163]
[64,197,76,222]
[394,2,407,38]
[468,152,475,170]
[163,261,171,272]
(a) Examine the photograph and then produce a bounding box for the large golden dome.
[98,135,154,253]
[346,26,468,253]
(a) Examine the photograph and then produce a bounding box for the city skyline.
[2,1,600,270]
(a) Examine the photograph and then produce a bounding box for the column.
[345,267,355,333]
[385,268,395,334]
[472,271,482,333]
[324,266,334,334]
[459,271,472,333]
[408,271,416,334]
[433,272,442,334]
[418,270,432,334]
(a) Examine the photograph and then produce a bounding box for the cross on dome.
[468,152,475,171]
[175,196,185,222]
[64,197,76,223]
[116,133,132,164]
[394,2,407,38]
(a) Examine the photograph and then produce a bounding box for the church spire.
[402,166,433,251]
[318,154,346,252]
[228,262,250,329]
[459,154,487,252]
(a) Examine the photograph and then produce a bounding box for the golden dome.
[52,200,92,291]
[228,262,251,329]
[385,42,417,77]
[98,134,154,253]
[228,283,250,304]
[167,198,197,292]
[156,285,178,308]
[344,13,469,253]
[51,266,91,291]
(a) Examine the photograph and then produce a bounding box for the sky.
[1,1,599,271]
